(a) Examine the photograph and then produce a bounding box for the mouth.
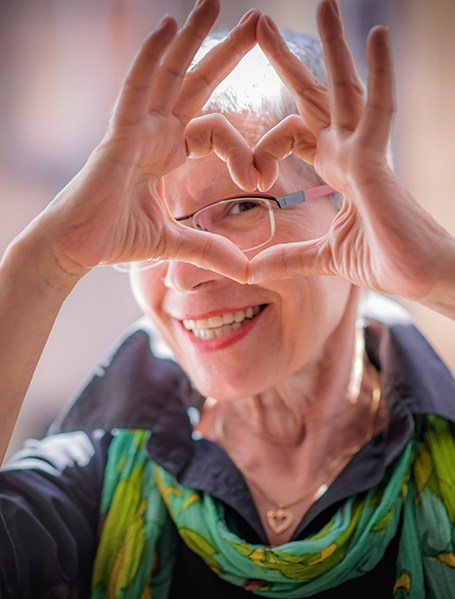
[181,305,266,340]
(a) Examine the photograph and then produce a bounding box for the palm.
[65,115,188,266]
[315,197,431,299]
[313,123,447,300]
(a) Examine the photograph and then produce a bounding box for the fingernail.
[263,15,279,34]
[383,26,390,45]
[247,271,259,285]
[156,14,170,29]
[329,0,340,17]
[238,8,255,25]
[249,166,258,190]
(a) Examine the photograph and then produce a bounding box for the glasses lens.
[111,198,274,273]
[193,198,274,251]
[112,258,164,273]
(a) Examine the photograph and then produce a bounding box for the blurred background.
[1,0,454,460]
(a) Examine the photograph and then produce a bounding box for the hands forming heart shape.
[43,0,454,314]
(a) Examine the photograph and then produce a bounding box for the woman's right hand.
[21,0,259,288]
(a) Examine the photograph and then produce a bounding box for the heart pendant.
[266,508,295,534]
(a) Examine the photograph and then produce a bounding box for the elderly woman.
[1,0,455,596]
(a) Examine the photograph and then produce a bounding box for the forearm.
[418,234,455,319]
[0,229,82,464]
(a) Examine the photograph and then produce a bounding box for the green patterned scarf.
[91,415,455,598]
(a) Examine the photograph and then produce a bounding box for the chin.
[184,365,273,402]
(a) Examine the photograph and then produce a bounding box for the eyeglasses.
[113,184,334,272]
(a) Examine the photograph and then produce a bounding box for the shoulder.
[361,293,455,420]
[2,428,112,477]
[0,429,112,597]
[49,318,203,435]
[1,429,113,505]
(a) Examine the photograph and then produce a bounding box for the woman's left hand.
[250,0,455,318]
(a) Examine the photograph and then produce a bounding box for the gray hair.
[196,30,328,120]
[193,30,344,209]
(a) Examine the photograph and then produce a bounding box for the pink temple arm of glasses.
[304,184,336,200]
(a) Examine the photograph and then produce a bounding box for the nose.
[163,260,224,292]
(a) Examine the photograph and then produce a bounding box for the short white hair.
[194,30,328,123]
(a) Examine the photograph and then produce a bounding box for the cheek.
[266,275,351,362]
[129,268,189,363]
[129,269,165,319]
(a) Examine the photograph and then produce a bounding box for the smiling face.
[129,118,353,401]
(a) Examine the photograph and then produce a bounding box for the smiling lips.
[182,305,263,340]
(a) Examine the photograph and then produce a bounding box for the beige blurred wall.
[394,0,455,377]
[2,0,454,460]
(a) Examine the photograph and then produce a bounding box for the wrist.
[2,223,87,300]
[419,235,455,319]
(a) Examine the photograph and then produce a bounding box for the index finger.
[317,0,365,129]
[256,14,330,134]
[111,17,178,124]
[172,9,261,122]
[148,0,222,115]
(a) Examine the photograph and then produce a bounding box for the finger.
[149,0,221,115]
[166,224,249,283]
[111,17,178,124]
[357,26,395,151]
[254,115,316,191]
[247,238,334,284]
[256,14,330,134]
[317,0,365,129]
[173,10,261,122]
[185,114,256,190]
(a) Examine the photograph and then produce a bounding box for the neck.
[197,292,388,543]
[211,305,363,452]
[214,357,382,543]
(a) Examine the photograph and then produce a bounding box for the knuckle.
[284,114,304,129]
[367,100,395,116]
[162,63,183,81]
[205,113,227,128]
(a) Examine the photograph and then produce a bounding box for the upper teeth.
[182,306,261,340]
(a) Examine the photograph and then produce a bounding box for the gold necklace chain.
[214,335,382,536]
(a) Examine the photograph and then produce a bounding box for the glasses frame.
[113,184,334,272]
[175,184,334,224]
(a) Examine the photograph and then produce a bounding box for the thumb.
[166,224,250,284]
[247,238,333,283]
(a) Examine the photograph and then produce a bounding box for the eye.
[229,199,262,215]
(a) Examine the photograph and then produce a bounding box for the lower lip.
[181,306,267,353]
